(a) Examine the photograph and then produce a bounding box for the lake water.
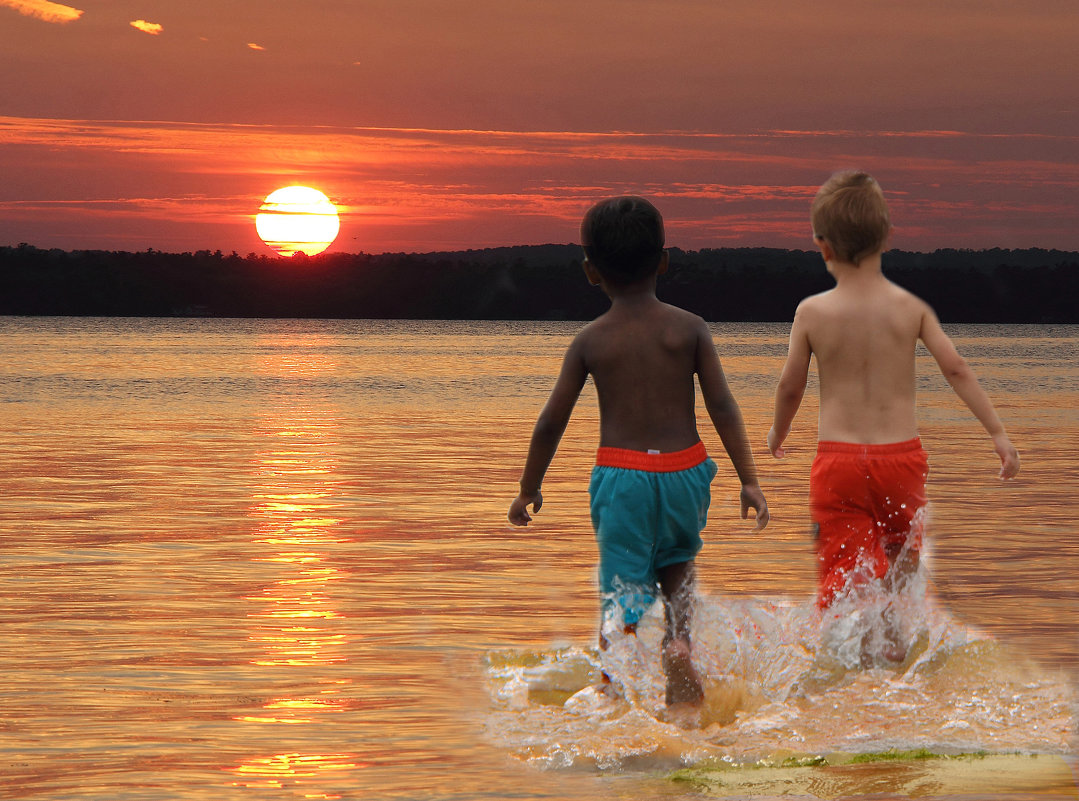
[0,317,1076,800]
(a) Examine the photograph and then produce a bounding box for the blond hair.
[811,171,891,264]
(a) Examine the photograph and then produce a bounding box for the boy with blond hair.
[768,171,1020,664]
[509,196,768,707]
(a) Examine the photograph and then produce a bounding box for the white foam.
[484,561,1078,769]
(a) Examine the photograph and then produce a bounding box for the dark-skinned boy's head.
[580,196,665,285]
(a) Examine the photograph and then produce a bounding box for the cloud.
[0,0,82,23]
[247,42,264,51]
[129,19,162,35]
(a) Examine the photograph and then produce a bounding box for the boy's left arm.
[920,308,1020,479]
[696,321,769,530]
[508,338,589,525]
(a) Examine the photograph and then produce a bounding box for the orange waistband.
[816,437,923,455]
[595,441,708,472]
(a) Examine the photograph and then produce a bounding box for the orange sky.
[2,1,1078,254]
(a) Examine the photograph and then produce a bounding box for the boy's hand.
[766,426,788,458]
[508,490,542,526]
[740,484,769,531]
[993,434,1020,480]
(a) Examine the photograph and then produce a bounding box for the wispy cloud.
[0,0,82,23]
[130,19,162,35]
[247,42,264,51]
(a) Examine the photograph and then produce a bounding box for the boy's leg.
[590,465,655,651]
[597,618,637,652]
[658,559,704,706]
[872,448,929,663]
[659,559,695,646]
[651,458,713,706]
[872,518,925,664]
[883,541,920,592]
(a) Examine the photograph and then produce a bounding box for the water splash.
[484,563,1077,770]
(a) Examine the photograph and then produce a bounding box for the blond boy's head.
[811,171,891,265]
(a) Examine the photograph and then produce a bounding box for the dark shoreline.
[2,243,1077,323]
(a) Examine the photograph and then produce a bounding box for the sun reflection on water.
[228,343,364,791]
[245,431,347,671]
[231,752,371,794]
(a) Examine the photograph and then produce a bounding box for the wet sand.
[672,752,1079,798]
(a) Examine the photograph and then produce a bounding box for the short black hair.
[580,196,665,284]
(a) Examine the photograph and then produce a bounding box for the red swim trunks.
[810,438,929,608]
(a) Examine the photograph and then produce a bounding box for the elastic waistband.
[816,437,923,455]
[595,441,708,472]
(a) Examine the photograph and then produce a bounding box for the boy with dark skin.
[768,171,1019,664]
[508,196,768,707]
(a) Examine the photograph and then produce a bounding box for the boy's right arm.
[768,306,812,458]
[919,307,1020,479]
[508,338,589,526]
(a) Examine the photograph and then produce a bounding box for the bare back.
[576,299,706,452]
[798,274,926,443]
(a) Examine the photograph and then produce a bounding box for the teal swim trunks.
[588,441,717,627]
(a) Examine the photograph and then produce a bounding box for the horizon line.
[5,241,1078,258]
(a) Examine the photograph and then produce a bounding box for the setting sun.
[255,186,340,257]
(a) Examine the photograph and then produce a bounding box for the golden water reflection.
[2,319,1073,800]
[246,420,346,669]
[231,752,369,794]
[228,343,361,791]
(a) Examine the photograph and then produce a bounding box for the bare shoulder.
[667,301,712,332]
[795,288,835,313]
[660,300,707,324]
[791,288,836,326]
[568,316,604,356]
[662,304,714,349]
[573,315,601,341]
[883,279,935,324]
[884,278,928,305]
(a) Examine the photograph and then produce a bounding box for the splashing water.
[484,555,1077,771]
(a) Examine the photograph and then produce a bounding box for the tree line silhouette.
[1,242,1076,323]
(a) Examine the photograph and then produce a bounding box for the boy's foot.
[879,626,908,664]
[858,618,908,666]
[880,605,908,663]
[564,681,621,713]
[662,639,704,707]
[597,670,620,698]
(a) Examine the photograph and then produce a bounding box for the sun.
[255,186,341,257]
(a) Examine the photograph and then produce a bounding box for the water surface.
[0,318,1076,800]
